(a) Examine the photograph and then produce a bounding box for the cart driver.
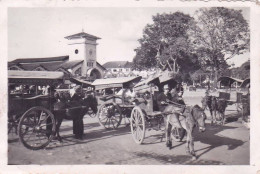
[157,84,182,129]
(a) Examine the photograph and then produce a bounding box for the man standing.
[70,85,84,140]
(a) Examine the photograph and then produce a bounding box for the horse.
[201,96,227,125]
[201,95,216,125]
[52,91,98,142]
[164,104,207,159]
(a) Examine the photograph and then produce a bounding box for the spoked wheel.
[97,102,122,129]
[130,106,145,144]
[18,106,56,150]
[171,127,185,142]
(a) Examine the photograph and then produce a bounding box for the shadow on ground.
[193,123,247,158]
[45,124,131,150]
[106,151,225,165]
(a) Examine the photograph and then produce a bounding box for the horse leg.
[55,117,63,142]
[189,133,197,159]
[213,108,217,124]
[185,132,190,155]
[166,120,172,149]
[209,108,213,125]
[221,112,226,125]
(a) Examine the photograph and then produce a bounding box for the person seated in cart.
[116,88,136,104]
[157,84,182,129]
[170,85,185,105]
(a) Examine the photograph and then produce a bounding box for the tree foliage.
[231,61,250,80]
[133,12,200,75]
[189,7,250,72]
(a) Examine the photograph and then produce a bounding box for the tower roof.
[64,32,101,40]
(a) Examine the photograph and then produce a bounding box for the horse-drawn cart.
[8,70,64,150]
[130,71,183,144]
[8,70,95,150]
[92,76,142,129]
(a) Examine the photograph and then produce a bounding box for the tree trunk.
[214,69,218,89]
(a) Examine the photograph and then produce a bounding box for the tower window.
[87,62,94,67]
[75,49,79,54]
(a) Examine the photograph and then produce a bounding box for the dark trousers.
[73,114,84,138]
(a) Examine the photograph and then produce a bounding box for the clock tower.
[65,32,102,78]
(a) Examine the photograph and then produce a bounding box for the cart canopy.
[134,71,178,93]
[240,78,250,88]
[69,77,93,88]
[217,76,243,87]
[92,76,142,90]
[8,70,64,85]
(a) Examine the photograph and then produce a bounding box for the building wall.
[67,37,101,77]
[106,68,131,73]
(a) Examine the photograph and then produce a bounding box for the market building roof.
[64,32,101,40]
[10,55,69,64]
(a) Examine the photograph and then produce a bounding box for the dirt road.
[8,90,249,165]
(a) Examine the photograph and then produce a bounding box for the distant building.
[103,61,134,78]
[8,32,106,81]
[102,61,158,79]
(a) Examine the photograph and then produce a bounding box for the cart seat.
[118,104,135,108]
[146,111,162,117]
[23,94,50,100]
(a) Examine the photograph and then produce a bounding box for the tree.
[133,12,201,78]
[189,7,250,87]
[230,60,250,80]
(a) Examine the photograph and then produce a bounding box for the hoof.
[192,156,197,160]
[166,141,172,148]
[57,137,63,142]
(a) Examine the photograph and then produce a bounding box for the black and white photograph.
[1,0,260,173]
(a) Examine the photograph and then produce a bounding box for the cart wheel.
[18,106,56,150]
[130,106,145,144]
[97,103,122,129]
[171,127,185,142]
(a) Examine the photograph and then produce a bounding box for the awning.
[8,70,64,85]
[92,76,142,90]
[240,78,250,88]
[217,76,243,87]
[134,71,178,92]
[69,78,93,88]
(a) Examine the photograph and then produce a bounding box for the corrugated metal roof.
[61,60,83,69]
[8,70,64,79]
[10,55,69,64]
[65,32,101,40]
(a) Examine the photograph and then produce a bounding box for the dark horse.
[52,91,98,142]
[164,105,206,159]
[201,96,227,125]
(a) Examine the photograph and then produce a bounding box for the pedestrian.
[70,85,84,140]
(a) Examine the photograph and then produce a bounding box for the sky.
[8,7,250,67]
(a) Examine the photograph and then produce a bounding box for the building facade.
[8,32,105,81]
